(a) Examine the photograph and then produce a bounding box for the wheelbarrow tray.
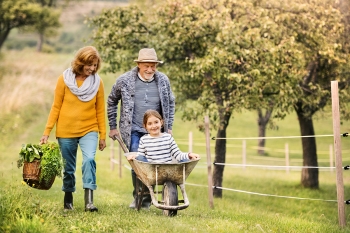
[125,152,199,186]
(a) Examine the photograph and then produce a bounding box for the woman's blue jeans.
[58,131,98,192]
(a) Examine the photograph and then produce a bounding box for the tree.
[0,0,42,50]
[30,0,62,52]
[89,0,350,197]
[26,6,61,52]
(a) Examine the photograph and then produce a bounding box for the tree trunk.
[296,110,319,188]
[212,121,228,198]
[36,33,44,52]
[257,108,272,155]
[0,29,11,51]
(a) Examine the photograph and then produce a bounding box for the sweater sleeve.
[107,78,122,130]
[43,75,65,136]
[96,79,106,140]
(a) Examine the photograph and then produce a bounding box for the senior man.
[107,48,175,209]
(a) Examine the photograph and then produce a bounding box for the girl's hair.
[71,46,101,75]
[143,110,163,127]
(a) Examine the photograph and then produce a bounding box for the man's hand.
[109,129,120,140]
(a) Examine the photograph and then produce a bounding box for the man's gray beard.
[144,73,154,80]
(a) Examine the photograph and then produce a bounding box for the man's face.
[137,62,157,80]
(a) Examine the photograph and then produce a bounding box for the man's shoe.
[129,199,136,209]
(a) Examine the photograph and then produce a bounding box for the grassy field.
[1,49,350,233]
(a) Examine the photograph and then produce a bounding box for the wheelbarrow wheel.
[162,181,178,217]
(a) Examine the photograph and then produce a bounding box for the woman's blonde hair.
[71,46,101,75]
[143,110,163,127]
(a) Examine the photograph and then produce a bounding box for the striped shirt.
[137,133,189,163]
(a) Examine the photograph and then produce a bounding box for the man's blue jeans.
[58,131,98,192]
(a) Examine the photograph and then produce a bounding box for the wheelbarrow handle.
[113,134,129,153]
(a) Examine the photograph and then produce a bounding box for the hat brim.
[134,59,163,64]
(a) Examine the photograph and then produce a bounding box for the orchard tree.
[89,0,350,197]
[0,0,42,49]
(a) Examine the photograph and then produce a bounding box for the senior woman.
[39,46,106,212]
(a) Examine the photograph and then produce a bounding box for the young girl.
[127,110,200,163]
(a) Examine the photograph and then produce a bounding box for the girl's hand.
[126,153,137,161]
[188,153,200,160]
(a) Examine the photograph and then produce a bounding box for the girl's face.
[145,115,163,137]
[82,58,98,78]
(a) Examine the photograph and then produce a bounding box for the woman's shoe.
[64,192,74,211]
[84,189,98,212]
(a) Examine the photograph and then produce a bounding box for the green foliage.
[40,142,63,184]
[89,0,350,126]
[22,6,62,37]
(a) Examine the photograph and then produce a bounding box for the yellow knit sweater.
[43,75,106,139]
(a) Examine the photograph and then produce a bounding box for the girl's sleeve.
[169,135,189,162]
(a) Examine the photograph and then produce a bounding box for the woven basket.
[23,159,55,190]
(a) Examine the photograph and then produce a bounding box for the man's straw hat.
[134,48,163,63]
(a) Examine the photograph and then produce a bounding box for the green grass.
[1,50,350,232]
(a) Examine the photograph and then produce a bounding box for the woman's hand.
[99,139,106,151]
[188,152,200,160]
[39,135,49,145]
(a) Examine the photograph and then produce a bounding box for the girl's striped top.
[137,133,189,163]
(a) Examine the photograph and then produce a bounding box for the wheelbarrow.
[113,134,199,216]
[125,152,200,216]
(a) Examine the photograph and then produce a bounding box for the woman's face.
[82,58,98,78]
[145,115,163,137]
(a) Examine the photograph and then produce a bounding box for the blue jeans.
[130,131,146,152]
[58,131,98,192]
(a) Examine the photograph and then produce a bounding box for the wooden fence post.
[204,116,214,209]
[110,139,114,171]
[330,144,334,172]
[242,140,246,170]
[285,143,289,174]
[119,144,122,178]
[331,81,346,228]
[189,131,193,152]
